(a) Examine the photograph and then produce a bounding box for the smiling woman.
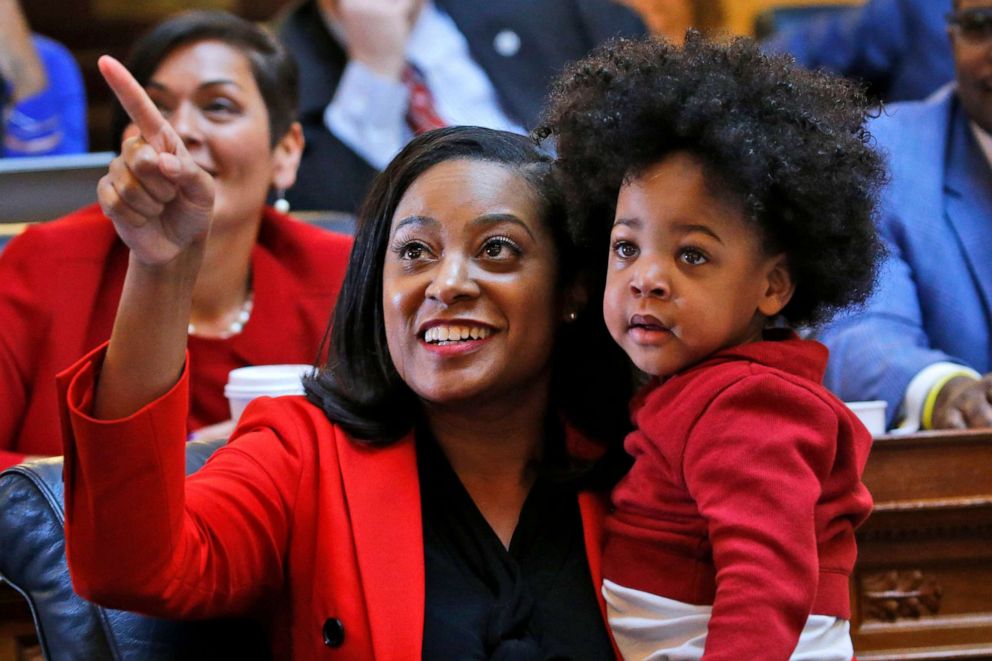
[306,127,629,446]
[57,124,633,659]
[0,11,353,470]
[384,160,561,416]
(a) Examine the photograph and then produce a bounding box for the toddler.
[541,34,885,660]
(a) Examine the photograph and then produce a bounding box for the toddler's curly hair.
[538,33,886,327]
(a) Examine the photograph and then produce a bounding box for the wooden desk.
[852,429,992,659]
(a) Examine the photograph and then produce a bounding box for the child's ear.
[757,254,795,318]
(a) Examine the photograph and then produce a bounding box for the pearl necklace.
[187,291,254,339]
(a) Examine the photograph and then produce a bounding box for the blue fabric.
[3,34,87,157]
[0,73,9,147]
[762,0,954,102]
[819,86,992,426]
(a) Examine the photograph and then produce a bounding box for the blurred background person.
[0,11,352,469]
[819,0,992,431]
[619,0,725,43]
[275,0,646,213]
[0,0,87,156]
[0,0,46,116]
[762,0,953,103]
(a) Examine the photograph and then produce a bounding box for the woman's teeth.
[424,325,492,343]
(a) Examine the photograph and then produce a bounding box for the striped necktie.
[403,63,447,135]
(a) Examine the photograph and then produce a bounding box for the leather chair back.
[0,439,270,660]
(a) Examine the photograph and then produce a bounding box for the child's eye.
[679,248,707,265]
[480,235,521,260]
[613,240,639,260]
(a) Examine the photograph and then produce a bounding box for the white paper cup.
[224,364,312,422]
[845,400,887,436]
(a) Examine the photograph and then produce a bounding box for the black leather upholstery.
[0,439,271,660]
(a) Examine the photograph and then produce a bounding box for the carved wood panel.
[852,429,992,659]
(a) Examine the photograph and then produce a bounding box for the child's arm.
[683,376,852,660]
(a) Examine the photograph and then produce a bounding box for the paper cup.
[845,400,887,436]
[224,364,312,422]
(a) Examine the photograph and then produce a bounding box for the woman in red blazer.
[59,53,633,659]
[0,12,352,469]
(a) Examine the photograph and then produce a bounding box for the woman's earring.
[274,189,290,214]
[566,311,578,322]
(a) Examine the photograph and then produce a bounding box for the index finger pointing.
[98,55,175,153]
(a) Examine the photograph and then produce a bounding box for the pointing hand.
[96,55,216,266]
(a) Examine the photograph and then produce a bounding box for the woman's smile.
[420,320,498,355]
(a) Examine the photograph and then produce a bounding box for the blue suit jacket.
[820,85,992,426]
[763,0,953,102]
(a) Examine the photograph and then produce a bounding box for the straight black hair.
[305,126,632,461]
[111,10,298,150]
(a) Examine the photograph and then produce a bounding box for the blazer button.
[322,618,345,647]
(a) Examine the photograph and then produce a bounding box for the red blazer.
[59,345,612,659]
[0,204,352,469]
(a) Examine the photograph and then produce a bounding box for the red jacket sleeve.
[0,228,52,469]
[682,375,839,660]
[59,343,305,618]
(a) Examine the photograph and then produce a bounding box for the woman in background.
[620,0,724,43]
[0,11,352,469]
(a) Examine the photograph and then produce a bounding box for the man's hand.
[336,0,422,79]
[932,373,992,429]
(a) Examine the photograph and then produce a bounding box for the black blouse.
[417,432,615,660]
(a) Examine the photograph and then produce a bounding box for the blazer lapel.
[227,229,333,367]
[338,432,424,660]
[944,100,992,322]
[337,425,613,659]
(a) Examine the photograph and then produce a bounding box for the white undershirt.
[323,1,524,170]
[603,579,854,661]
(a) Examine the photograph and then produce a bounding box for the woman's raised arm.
[93,55,215,421]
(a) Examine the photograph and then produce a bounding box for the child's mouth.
[629,313,668,331]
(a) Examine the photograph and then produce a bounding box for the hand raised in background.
[336,0,423,79]
[96,55,215,267]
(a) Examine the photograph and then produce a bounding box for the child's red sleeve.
[682,374,843,660]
